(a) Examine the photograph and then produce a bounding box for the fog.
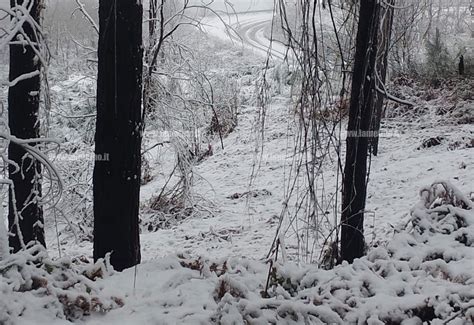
[0,0,274,60]
[33,0,274,13]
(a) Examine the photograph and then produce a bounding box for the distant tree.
[340,0,380,263]
[8,0,45,252]
[425,28,451,78]
[471,0,474,37]
[93,0,143,271]
[459,55,465,75]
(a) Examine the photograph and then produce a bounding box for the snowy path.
[204,11,288,61]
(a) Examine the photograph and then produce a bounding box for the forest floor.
[4,69,472,324]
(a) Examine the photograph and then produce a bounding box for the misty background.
[0,0,274,62]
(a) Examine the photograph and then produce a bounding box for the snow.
[203,11,289,61]
[46,187,471,323]
[192,0,274,13]
[122,92,473,265]
[0,246,121,324]
[14,79,469,323]
[3,100,474,322]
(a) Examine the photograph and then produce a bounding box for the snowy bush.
[0,245,123,323]
[141,193,194,232]
[386,76,473,125]
[209,181,474,324]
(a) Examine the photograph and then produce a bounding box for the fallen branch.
[375,84,415,107]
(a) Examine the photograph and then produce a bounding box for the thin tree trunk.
[8,0,45,252]
[143,0,156,121]
[149,0,157,41]
[94,0,143,271]
[371,1,394,156]
[471,0,474,38]
[340,0,379,263]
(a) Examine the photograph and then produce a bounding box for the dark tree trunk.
[94,0,143,271]
[340,0,379,263]
[8,0,45,252]
[458,55,464,76]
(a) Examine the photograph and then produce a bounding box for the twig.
[73,0,99,34]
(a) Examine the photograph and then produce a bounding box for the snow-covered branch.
[72,0,99,34]
[3,70,40,88]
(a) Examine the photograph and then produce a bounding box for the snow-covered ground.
[134,12,474,264]
[3,176,473,324]
[135,98,474,262]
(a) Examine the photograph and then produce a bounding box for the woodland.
[0,0,473,324]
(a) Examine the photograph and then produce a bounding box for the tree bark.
[94,0,143,271]
[8,0,45,252]
[340,0,379,263]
